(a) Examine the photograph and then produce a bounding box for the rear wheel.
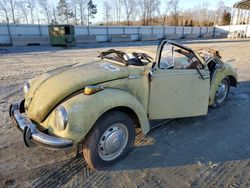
[83,111,135,170]
[213,77,230,107]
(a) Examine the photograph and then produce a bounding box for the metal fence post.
[213,27,216,37]
[7,23,13,46]
[123,27,125,35]
[138,27,140,41]
[106,26,109,41]
[182,26,184,38]
[200,27,202,38]
[39,24,42,36]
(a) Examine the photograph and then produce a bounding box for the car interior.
[159,45,203,70]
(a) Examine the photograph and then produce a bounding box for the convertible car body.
[10,40,237,169]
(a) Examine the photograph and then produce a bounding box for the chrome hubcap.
[216,80,228,103]
[98,123,128,161]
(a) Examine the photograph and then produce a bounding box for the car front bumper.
[9,100,73,150]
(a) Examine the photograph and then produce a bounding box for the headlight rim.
[54,106,68,131]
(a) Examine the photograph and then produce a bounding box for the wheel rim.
[216,79,228,104]
[98,123,129,161]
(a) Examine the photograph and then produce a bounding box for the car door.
[148,41,210,120]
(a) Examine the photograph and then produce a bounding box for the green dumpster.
[48,25,76,47]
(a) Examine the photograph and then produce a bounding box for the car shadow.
[107,81,250,171]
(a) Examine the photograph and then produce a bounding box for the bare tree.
[77,0,87,25]
[0,0,10,23]
[39,0,51,24]
[112,0,122,23]
[221,10,231,25]
[138,0,160,25]
[138,0,146,25]
[181,9,194,26]
[123,0,136,25]
[57,0,74,24]
[69,0,78,25]
[27,0,36,24]
[103,1,112,24]
[51,5,58,24]
[17,1,29,24]
[214,1,227,25]
[8,0,17,23]
[195,2,213,26]
[167,0,179,26]
[147,0,161,25]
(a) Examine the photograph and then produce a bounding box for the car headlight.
[55,106,68,131]
[23,81,31,94]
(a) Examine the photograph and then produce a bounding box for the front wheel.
[213,77,230,107]
[83,111,135,170]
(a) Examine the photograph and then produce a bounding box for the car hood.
[25,60,129,122]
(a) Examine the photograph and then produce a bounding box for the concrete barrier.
[2,24,250,46]
[110,34,132,42]
[75,35,96,43]
[165,33,181,39]
[184,33,198,39]
[12,36,50,46]
[140,34,158,41]
[214,33,228,38]
[201,33,213,39]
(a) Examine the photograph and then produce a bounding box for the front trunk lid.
[25,61,129,122]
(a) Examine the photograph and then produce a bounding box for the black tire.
[83,111,135,170]
[213,77,230,107]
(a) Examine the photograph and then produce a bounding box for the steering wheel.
[132,52,153,63]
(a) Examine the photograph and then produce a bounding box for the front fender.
[209,63,238,106]
[47,88,150,144]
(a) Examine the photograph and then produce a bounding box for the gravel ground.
[0,39,250,188]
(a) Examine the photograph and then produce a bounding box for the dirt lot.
[0,39,250,188]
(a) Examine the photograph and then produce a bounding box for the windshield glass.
[159,43,203,70]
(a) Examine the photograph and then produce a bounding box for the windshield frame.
[155,40,205,70]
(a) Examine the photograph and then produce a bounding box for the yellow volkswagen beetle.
[10,40,237,169]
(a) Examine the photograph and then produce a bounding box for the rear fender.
[209,63,237,106]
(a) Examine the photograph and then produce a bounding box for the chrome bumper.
[9,101,73,150]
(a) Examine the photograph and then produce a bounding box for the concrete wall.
[0,23,249,46]
[215,25,250,37]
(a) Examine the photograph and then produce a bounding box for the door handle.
[199,75,210,79]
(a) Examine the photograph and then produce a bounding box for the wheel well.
[102,106,140,128]
[80,106,140,144]
[228,75,237,87]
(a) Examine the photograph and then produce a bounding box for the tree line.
[0,0,97,25]
[104,0,231,26]
[0,0,231,26]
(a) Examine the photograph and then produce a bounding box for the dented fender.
[47,88,150,144]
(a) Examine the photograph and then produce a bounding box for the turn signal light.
[84,85,104,95]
